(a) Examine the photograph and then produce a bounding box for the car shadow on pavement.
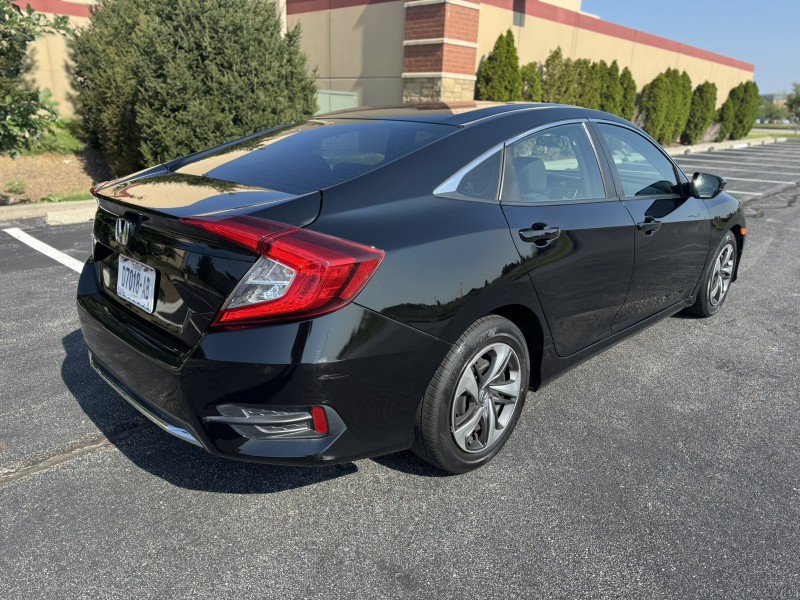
[61,329,357,493]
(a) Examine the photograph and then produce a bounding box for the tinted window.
[597,124,680,197]
[503,123,604,203]
[455,151,501,201]
[173,120,452,194]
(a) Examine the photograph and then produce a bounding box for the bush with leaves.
[639,69,692,144]
[70,0,317,176]
[598,60,623,116]
[785,83,800,124]
[681,82,717,144]
[716,81,760,141]
[476,30,522,102]
[0,2,72,157]
[619,67,637,121]
[541,47,577,105]
[520,62,542,102]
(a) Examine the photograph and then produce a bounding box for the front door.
[592,123,712,332]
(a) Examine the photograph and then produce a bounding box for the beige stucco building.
[25,0,754,116]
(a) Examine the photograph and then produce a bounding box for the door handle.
[519,223,561,247]
[636,216,662,235]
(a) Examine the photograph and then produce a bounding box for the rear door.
[591,122,711,331]
[500,121,635,357]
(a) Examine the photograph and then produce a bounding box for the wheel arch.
[730,224,745,282]
[488,304,545,390]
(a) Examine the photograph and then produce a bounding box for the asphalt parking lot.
[1,141,799,599]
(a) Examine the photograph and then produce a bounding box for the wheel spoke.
[456,366,480,402]
[452,405,484,450]
[710,277,721,298]
[488,379,520,401]
[485,399,503,447]
[484,344,512,387]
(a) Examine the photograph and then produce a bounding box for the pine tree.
[521,62,542,102]
[541,47,578,105]
[619,67,637,121]
[70,0,317,176]
[682,82,717,145]
[599,60,623,116]
[476,30,522,101]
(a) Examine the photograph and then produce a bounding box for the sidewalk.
[0,136,791,225]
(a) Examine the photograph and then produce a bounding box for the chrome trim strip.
[89,353,203,447]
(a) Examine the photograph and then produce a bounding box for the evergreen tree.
[574,59,601,109]
[717,81,760,141]
[476,29,522,101]
[70,0,317,176]
[599,60,623,116]
[541,47,578,104]
[521,62,543,102]
[619,67,637,121]
[682,82,717,145]
[730,80,759,139]
[640,71,672,143]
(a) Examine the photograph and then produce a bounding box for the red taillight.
[181,215,385,326]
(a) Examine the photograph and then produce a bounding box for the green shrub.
[682,82,717,145]
[619,67,637,121]
[573,59,601,110]
[598,60,623,116]
[70,0,317,177]
[521,62,542,102]
[717,81,760,141]
[541,47,578,104]
[639,69,692,144]
[476,30,522,101]
[0,3,72,157]
[4,180,26,195]
[731,81,760,139]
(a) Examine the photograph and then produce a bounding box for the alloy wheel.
[709,242,735,306]
[450,342,522,453]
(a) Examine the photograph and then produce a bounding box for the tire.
[685,230,738,318]
[412,315,530,473]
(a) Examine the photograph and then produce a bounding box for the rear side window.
[173,120,452,194]
[597,123,680,197]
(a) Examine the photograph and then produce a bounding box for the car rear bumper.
[77,260,451,465]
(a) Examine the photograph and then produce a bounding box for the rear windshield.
[172,120,454,194]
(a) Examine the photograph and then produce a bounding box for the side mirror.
[690,172,726,199]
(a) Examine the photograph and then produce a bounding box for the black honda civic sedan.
[77,103,745,473]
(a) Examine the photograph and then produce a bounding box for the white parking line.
[725,190,763,196]
[675,156,800,169]
[2,228,84,273]
[722,177,794,184]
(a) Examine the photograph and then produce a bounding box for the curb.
[665,136,789,157]
[0,199,96,224]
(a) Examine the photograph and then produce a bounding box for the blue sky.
[581,0,797,93]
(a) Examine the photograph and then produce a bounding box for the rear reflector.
[182,215,384,326]
[310,406,329,434]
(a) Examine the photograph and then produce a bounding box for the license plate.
[117,256,157,313]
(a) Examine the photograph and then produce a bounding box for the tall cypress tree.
[476,29,522,101]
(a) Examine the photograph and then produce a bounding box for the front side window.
[597,123,680,197]
[502,123,605,203]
